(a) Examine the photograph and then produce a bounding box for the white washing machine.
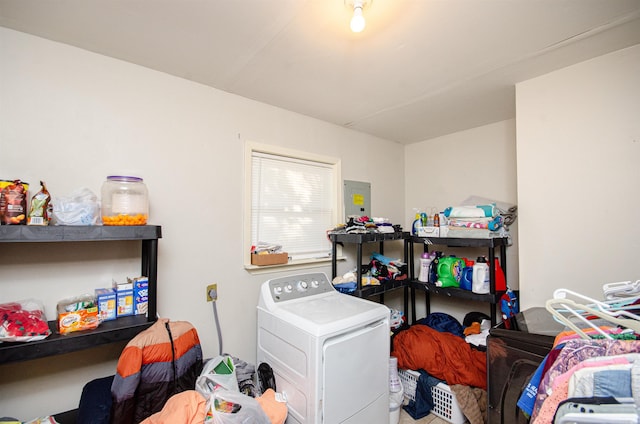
[257,272,390,424]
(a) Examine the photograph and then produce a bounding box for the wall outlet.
[206,284,218,302]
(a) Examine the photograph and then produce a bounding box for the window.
[245,142,341,266]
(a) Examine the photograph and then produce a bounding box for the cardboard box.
[131,276,149,316]
[113,279,133,291]
[95,288,117,321]
[251,252,289,266]
[116,289,134,317]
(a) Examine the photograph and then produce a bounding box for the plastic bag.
[27,180,52,226]
[51,188,100,225]
[197,356,240,395]
[204,388,270,424]
[0,298,51,342]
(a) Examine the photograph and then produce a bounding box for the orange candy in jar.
[101,175,149,226]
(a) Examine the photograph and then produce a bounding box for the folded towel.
[448,216,503,231]
[444,204,496,218]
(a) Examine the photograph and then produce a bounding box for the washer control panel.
[267,272,333,302]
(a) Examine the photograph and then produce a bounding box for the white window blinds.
[251,151,335,260]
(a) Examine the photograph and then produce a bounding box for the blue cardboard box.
[132,276,149,316]
[115,288,134,317]
[95,288,117,321]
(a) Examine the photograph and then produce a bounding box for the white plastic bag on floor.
[204,388,270,424]
[197,355,240,395]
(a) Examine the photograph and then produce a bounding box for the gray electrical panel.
[343,180,371,219]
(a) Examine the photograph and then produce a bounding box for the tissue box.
[417,226,440,237]
[251,252,289,266]
[95,288,117,322]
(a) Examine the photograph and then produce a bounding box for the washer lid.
[272,291,389,336]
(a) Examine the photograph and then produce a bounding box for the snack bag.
[0,179,28,225]
[0,299,51,342]
[57,294,100,334]
[27,180,52,226]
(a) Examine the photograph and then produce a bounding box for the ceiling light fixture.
[347,0,371,33]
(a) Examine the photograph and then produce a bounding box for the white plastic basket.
[398,368,419,402]
[398,369,467,424]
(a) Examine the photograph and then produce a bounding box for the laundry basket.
[398,369,467,424]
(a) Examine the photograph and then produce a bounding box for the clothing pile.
[331,216,403,235]
[368,252,407,283]
[518,287,640,423]
[392,313,489,423]
[331,252,408,293]
[520,337,640,424]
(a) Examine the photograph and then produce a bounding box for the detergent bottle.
[428,251,443,284]
[460,258,474,291]
[411,212,421,235]
[494,258,507,291]
[472,256,490,294]
[418,252,433,283]
[436,256,464,288]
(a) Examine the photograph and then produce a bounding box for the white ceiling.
[1,0,640,144]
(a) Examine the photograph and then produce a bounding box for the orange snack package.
[0,179,28,225]
[57,294,100,335]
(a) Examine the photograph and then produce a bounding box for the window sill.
[244,255,345,275]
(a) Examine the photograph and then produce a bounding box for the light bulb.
[350,6,365,33]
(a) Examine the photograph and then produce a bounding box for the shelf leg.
[331,239,337,279]
[143,239,158,321]
[356,242,363,293]
[500,244,507,281]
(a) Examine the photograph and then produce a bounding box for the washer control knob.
[284,284,293,293]
[273,286,283,295]
[297,281,308,291]
[310,280,320,288]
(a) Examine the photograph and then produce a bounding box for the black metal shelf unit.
[408,235,510,326]
[329,231,410,309]
[0,225,161,364]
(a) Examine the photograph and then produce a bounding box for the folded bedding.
[447,215,503,231]
[444,204,497,218]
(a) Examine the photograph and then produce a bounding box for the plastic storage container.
[398,369,467,424]
[101,175,149,226]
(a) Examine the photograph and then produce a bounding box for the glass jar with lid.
[101,175,149,226]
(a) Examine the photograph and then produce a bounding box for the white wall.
[0,28,406,419]
[404,120,519,322]
[516,43,640,309]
